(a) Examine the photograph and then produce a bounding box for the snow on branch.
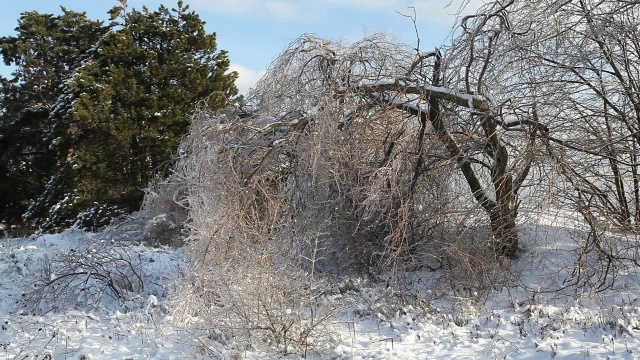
[345,80,489,110]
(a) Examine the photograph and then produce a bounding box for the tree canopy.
[0,8,109,229]
[0,1,237,231]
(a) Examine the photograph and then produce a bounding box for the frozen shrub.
[171,33,540,354]
[21,240,145,314]
[141,177,188,247]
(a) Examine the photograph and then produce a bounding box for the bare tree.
[444,0,640,287]
[233,0,550,260]
[526,0,640,288]
[177,0,640,288]
[167,1,640,352]
[537,0,640,230]
[424,0,640,260]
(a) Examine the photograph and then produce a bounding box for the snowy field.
[1,210,640,359]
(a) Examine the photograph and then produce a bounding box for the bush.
[21,240,145,314]
[141,177,189,247]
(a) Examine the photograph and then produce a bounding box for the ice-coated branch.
[341,80,489,110]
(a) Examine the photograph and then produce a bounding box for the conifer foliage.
[0,8,109,230]
[0,1,237,231]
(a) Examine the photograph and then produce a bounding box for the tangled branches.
[21,241,145,315]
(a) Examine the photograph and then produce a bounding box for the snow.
[355,80,487,110]
[0,228,191,359]
[1,209,640,358]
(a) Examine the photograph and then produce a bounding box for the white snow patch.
[1,209,639,358]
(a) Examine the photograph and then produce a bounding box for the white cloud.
[265,1,298,19]
[228,63,266,95]
[320,0,485,24]
[187,0,300,19]
[199,0,255,14]
[321,0,398,9]
[186,0,483,24]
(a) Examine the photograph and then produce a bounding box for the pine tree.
[0,9,108,231]
[29,1,238,230]
[1,1,237,231]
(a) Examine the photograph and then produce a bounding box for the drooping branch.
[410,50,441,194]
[243,116,310,184]
[372,92,497,214]
[343,81,489,110]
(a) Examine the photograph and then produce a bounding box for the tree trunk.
[481,113,519,258]
[489,199,518,258]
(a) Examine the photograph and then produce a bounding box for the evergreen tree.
[1,1,238,231]
[0,9,108,231]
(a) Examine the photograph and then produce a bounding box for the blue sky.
[0,0,483,94]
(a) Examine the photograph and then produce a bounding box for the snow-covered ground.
[0,228,191,359]
[1,210,639,359]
